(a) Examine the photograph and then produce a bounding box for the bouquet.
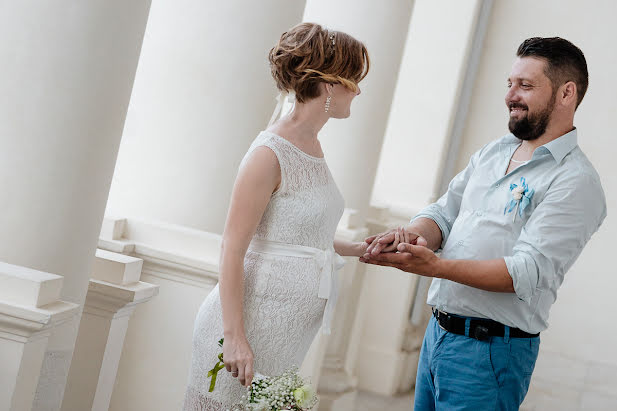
[242,368,317,410]
[208,338,318,410]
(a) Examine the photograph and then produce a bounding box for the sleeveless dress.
[183,131,345,410]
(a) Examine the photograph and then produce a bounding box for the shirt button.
[496,183,500,188]
[457,240,463,245]
[476,211,483,217]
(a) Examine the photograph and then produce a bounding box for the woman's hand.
[334,239,370,257]
[223,334,254,387]
[352,241,369,257]
[365,226,428,256]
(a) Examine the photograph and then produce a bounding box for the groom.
[361,37,606,410]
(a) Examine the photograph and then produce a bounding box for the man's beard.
[508,97,555,141]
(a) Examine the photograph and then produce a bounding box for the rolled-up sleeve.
[412,147,483,249]
[504,173,607,303]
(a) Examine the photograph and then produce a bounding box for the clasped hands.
[360,226,441,278]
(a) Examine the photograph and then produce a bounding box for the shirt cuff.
[504,254,539,304]
[412,209,451,250]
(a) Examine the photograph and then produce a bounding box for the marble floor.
[354,350,617,410]
[520,350,617,411]
[356,390,414,411]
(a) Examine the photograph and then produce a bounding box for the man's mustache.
[508,102,528,110]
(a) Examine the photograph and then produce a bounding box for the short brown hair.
[269,23,370,103]
[517,37,588,108]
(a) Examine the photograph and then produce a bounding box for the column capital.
[83,280,158,319]
[0,262,80,341]
[83,249,158,319]
[0,301,80,342]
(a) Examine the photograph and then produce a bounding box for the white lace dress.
[183,131,345,410]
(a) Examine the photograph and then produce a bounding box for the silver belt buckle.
[434,308,448,331]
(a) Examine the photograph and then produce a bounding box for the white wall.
[106,0,306,235]
[371,0,484,213]
[109,272,214,411]
[457,0,616,366]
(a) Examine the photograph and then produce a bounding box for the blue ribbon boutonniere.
[504,177,534,222]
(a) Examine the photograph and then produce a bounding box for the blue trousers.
[414,315,540,410]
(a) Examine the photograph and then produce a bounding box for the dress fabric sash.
[248,238,345,335]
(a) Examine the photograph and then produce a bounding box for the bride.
[183,22,370,410]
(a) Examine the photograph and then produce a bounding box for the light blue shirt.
[414,129,606,333]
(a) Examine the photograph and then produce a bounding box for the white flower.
[293,385,316,408]
[244,367,317,410]
[512,185,525,201]
[252,399,269,411]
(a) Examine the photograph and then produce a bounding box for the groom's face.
[505,57,557,141]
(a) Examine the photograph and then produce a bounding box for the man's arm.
[364,171,607,297]
[408,217,443,251]
[361,243,514,293]
[366,143,488,256]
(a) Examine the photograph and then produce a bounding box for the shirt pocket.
[442,210,478,253]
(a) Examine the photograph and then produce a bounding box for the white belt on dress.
[247,238,346,335]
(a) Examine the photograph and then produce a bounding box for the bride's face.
[328,83,361,119]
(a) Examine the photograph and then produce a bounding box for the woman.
[184,22,370,410]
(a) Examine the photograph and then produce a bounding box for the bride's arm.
[219,146,280,387]
[334,238,368,257]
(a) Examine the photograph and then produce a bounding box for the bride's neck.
[277,101,328,143]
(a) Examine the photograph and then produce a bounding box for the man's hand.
[360,242,440,277]
[365,226,428,256]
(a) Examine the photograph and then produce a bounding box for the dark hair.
[516,37,588,108]
[269,23,370,103]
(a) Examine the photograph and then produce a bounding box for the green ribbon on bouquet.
[207,339,225,392]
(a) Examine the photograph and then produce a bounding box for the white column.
[371,0,491,212]
[106,0,307,235]
[61,250,158,411]
[0,263,79,411]
[299,1,414,408]
[0,2,152,410]
[100,3,308,409]
[303,0,415,223]
[292,2,416,409]
[354,0,493,396]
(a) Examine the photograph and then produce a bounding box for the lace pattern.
[183,132,344,410]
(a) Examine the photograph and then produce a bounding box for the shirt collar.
[541,128,578,163]
[503,128,578,163]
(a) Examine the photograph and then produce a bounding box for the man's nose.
[505,86,519,103]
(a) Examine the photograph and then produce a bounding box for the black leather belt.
[432,308,539,341]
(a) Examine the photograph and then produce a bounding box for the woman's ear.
[324,83,334,95]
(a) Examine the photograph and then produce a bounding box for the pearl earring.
[325,96,331,112]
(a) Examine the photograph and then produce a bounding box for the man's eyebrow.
[507,76,535,83]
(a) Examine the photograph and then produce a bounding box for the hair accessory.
[325,95,331,112]
[329,33,335,47]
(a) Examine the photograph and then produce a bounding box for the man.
[361,37,606,410]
